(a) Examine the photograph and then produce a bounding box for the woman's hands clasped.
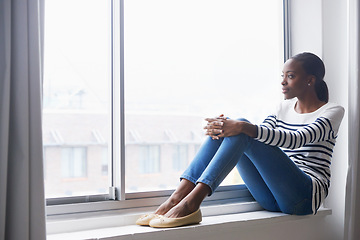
[204,114,243,140]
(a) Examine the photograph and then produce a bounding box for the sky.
[44,0,283,122]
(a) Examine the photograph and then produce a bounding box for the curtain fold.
[0,0,46,240]
[345,0,360,239]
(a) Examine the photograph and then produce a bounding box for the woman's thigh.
[236,154,281,212]
[242,140,313,215]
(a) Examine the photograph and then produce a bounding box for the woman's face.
[281,58,310,100]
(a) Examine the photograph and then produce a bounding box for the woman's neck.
[295,98,326,114]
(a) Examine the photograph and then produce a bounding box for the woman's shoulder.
[324,101,344,110]
[322,102,345,116]
[320,102,345,122]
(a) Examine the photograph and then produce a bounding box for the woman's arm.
[255,104,345,149]
[256,117,335,149]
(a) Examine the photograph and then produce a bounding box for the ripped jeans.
[181,123,313,215]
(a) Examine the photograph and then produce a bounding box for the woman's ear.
[307,75,316,87]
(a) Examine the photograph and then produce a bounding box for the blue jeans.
[181,125,313,215]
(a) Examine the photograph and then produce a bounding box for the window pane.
[43,0,111,198]
[124,0,284,192]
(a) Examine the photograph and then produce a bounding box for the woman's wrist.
[239,121,257,138]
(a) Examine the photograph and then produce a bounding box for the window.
[61,147,87,178]
[101,147,109,176]
[139,145,161,174]
[44,0,286,210]
[43,0,111,199]
[123,0,284,193]
[172,145,188,171]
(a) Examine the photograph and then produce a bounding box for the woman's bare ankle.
[164,199,199,218]
[164,182,210,217]
[155,180,195,215]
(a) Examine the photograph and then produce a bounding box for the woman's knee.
[236,117,250,123]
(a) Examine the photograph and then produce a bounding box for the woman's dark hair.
[291,52,329,103]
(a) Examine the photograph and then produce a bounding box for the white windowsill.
[47,204,331,240]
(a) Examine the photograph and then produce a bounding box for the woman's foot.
[154,196,181,215]
[155,179,195,215]
[164,198,198,218]
[145,183,210,228]
[163,182,211,218]
[149,209,202,228]
[136,213,158,226]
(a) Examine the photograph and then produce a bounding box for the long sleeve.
[255,103,344,150]
[256,116,336,149]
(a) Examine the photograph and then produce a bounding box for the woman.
[136,52,345,228]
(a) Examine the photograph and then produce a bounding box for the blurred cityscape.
[42,89,242,198]
[42,80,272,198]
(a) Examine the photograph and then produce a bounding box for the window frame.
[46,0,290,216]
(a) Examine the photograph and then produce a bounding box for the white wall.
[287,0,349,239]
[314,2,359,240]
[322,0,349,239]
[290,0,323,57]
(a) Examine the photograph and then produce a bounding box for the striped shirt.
[255,98,344,214]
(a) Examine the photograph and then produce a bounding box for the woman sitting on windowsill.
[136,52,345,228]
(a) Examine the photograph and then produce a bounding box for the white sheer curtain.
[0,0,46,240]
[345,0,360,239]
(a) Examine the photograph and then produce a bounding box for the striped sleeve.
[255,116,337,150]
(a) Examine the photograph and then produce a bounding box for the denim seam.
[180,174,198,185]
[196,179,215,194]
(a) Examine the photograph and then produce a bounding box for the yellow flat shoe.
[136,213,158,226]
[149,209,202,228]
